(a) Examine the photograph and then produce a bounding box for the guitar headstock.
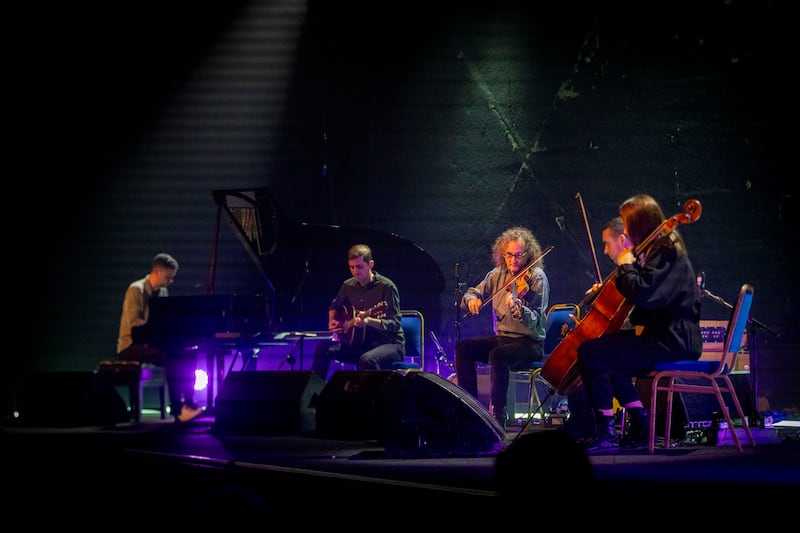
[369,300,388,318]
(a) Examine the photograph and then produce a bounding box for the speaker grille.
[384,372,505,457]
[214,371,324,435]
[315,370,407,441]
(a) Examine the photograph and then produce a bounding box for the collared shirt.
[117,275,167,353]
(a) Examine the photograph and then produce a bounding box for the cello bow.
[576,192,603,285]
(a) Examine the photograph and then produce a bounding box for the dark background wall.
[8,0,797,416]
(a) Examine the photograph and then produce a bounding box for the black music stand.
[274,331,333,370]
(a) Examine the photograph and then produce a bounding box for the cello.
[539,198,702,395]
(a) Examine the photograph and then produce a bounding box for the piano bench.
[95,360,167,422]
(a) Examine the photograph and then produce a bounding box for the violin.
[511,269,533,298]
[507,269,533,319]
[464,245,554,318]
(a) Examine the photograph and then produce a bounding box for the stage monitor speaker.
[384,371,505,458]
[314,370,407,441]
[214,370,324,435]
[16,371,128,427]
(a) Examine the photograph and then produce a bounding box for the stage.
[3,406,797,523]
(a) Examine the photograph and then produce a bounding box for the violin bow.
[576,192,603,285]
[468,245,555,316]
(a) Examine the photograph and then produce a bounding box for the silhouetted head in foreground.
[495,429,594,502]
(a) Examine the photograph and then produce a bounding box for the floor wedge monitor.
[316,370,505,457]
[384,371,506,457]
[314,370,407,441]
[214,370,324,435]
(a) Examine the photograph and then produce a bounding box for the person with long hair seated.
[577,194,702,452]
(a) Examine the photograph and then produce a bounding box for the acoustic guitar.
[333,301,388,345]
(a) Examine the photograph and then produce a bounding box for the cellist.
[578,194,703,453]
[563,216,634,443]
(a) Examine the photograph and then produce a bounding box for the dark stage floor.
[3,406,798,523]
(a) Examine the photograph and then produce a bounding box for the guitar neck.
[336,301,387,345]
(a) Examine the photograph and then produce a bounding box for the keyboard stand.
[273,331,334,371]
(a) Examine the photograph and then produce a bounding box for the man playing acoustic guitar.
[310,244,405,381]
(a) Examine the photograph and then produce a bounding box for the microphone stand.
[454,262,463,344]
[278,341,299,371]
[436,262,464,378]
[290,254,312,309]
[702,287,779,428]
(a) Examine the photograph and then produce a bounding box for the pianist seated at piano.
[311,244,405,380]
[117,253,203,423]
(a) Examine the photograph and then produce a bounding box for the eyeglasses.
[503,251,527,260]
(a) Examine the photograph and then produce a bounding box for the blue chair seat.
[651,360,725,374]
[520,361,545,370]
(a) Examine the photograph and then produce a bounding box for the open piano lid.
[208,187,445,332]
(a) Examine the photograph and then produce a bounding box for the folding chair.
[508,303,579,422]
[392,309,424,371]
[647,283,756,453]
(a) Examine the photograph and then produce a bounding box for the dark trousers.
[455,335,542,416]
[119,343,198,415]
[577,330,681,412]
[311,340,404,381]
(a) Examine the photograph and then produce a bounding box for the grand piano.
[134,294,271,348]
[138,187,446,409]
[207,187,446,335]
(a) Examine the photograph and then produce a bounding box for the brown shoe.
[176,404,204,423]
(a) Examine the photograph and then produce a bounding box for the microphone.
[696,271,705,299]
[429,330,454,369]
